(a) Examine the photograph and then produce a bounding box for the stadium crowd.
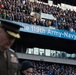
[0,0,76,32]
[0,0,76,75]
[26,61,76,75]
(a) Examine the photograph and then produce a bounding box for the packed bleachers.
[0,0,76,32]
[33,61,76,75]
[20,60,76,75]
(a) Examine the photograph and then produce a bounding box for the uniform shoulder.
[9,49,18,58]
[9,49,15,53]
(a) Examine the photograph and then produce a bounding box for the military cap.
[21,61,34,71]
[0,19,23,38]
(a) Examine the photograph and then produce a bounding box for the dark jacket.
[0,48,20,75]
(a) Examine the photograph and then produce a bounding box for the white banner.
[41,13,56,20]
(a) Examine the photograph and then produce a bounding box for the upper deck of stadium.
[0,0,76,53]
[0,0,76,32]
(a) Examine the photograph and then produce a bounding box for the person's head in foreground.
[0,19,23,50]
[20,61,34,75]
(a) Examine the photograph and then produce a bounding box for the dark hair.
[20,61,34,75]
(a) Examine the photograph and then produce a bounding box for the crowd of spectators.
[0,0,76,75]
[24,60,76,75]
[0,0,76,32]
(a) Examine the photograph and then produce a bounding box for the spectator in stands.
[20,61,34,75]
[0,19,23,75]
